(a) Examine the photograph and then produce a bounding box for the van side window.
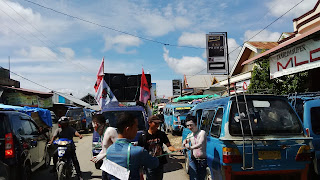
[196,110,203,127]
[210,108,223,137]
[311,107,320,134]
[200,110,216,132]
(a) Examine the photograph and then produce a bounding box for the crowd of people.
[50,112,207,180]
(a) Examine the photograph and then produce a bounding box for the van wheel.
[205,167,212,180]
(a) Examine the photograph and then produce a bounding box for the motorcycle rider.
[49,116,83,180]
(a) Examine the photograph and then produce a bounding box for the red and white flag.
[94,78,119,110]
[94,57,104,92]
[139,68,150,104]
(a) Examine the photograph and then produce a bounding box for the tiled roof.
[1,85,53,96]
[246,42,278,50]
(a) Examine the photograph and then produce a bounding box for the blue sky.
[0,0,317,98]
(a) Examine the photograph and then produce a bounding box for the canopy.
[172,94,220,102]
[0,104,52,127]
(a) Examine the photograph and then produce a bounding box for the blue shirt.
[106,138,159,180]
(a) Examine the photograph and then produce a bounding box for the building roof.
[242,25,320,66]
[185,75,225,89]
[54,91,92,108]
[293,0,320,22]
[230,41,278,76]
[246,42,278,50]
[0,85,53,97]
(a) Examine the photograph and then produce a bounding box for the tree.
[248,57,309,95]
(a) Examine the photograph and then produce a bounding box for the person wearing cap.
[49,116,83,180]
[138,115,183,180]
[90,114,118,180]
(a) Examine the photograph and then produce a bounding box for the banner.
[94,79,119,110]
[139,68,150,104]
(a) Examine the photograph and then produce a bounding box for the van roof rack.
[288,92,320,99]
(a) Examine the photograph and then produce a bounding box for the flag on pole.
[139,68,150,104]
[94,57,104,92]
[94,79,119,110]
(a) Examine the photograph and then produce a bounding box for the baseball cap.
[148,115,163,123]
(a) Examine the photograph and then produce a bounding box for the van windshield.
[311,107,320,135]
[229,98,303,136]
[174,107,191,116]
[66,109,84,120]
[102,111,146,131]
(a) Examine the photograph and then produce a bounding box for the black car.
[0,111,50,180]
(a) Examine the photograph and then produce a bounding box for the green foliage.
[248,58,309,95]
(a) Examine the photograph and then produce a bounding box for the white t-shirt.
[184,130,207,159]
[96,127,118,161]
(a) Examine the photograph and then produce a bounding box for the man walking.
[138,115,182,180]
[183,116,207,180]
[90,114,118,180]
[104,112,159,180]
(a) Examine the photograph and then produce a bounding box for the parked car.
[92,105,148,169]
[163,103,193,135]
[288,92,320,178]
[182,95,313,180]
[65,107,93,133]
[0,111,50,180]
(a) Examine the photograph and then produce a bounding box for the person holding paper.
[104,112,159,180]
[90,114,118,180]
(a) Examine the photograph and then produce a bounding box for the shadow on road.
[163,155,185,173]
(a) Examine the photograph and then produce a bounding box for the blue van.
[288,93,320,177]
[163,103,193,134]
[65,107,93,133]
[182,94,313,180]
[92,105,148,169]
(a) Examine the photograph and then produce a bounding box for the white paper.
[100,159,130,180]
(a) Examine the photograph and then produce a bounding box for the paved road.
[31,132,189,180]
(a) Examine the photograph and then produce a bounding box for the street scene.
[1,0,320,180]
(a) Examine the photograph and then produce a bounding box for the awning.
[242,26,320,66]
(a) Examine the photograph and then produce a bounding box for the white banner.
[206,33,228,74]
[270,39,320,79]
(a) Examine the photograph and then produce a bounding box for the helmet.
[58,116,69,125]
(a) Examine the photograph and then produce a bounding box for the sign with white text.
[206,33,228,74]
[270,39,320,79]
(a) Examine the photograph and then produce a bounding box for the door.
[30,120,47,163]
[11,115,39,164]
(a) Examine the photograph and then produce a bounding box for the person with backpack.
[138,115,183,180]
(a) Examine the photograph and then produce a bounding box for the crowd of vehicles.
[163,103,193,134]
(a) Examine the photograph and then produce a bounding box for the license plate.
[258,151,281,160]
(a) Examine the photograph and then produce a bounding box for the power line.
[1,0,92,74]
[189,0,305,79]
[24,0,203,50]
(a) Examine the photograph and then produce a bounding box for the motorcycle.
[53,138,74,180]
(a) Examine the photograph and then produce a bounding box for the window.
[311,107,320,135]
[210,108,223,137]
[103,111,146,130]
[229,98,302,136]
[200,110,216,132]
[196,110,203,127]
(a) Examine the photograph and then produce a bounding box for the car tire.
[21,162,31,180]
[205,167,212,180]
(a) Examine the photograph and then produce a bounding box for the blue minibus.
[163,103,193,134]
[182,94,313,180]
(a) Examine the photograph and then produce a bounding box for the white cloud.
[266,0,318,18]
[163,47,206,75]
[178,32,206,48]
[103,35,142,54]
[244,29,281,42]
[228,38,241,69]
[153,80,172,98]
[59,48,75,59]
[15,46,57,60]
